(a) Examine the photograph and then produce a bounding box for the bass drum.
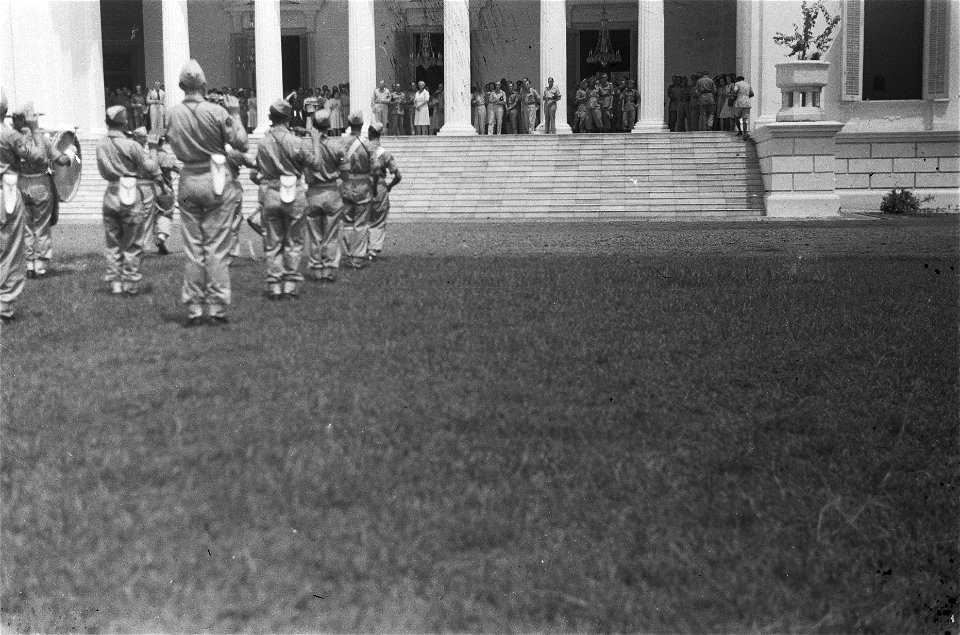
[51,129,82,203]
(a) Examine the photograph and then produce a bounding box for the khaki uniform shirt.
[256,125,320,180]
[97,130,159,182]
[305,133,345,186]
[0,125,45,174]
[165,95,248,166]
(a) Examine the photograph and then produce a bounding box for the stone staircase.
[61,132,764,221]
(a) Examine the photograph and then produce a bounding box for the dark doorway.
[100,0,145,91]
[862,0,923,100]
[281,35,303,95]
[414,33,444,92]
[578,29,632,82]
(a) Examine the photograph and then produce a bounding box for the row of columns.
[158,0,668,135]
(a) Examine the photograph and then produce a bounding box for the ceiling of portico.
[215,0,731,34]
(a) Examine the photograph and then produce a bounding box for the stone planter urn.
[775,60,830,122]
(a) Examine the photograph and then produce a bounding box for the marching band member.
[0,90,46,321]
[304,109,346,283]
[255,99,323,299]
[11,102,71,279]
[366,121,401,262]
[96,107,161,295]
[165,59,248,326]
[339,112,377,268]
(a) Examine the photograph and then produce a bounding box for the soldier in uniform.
[339,112,376,269]
[0,90,46,321]
[11,102,71,279]
[541,77,561,134]
[304,109,346,283]
[255,99,324,300]
[366,122,401,261]
[164,59,248,326]
[372,80,391,132]
[587,80,603,132]
[131,127,176,256]
[597,73,614,132]
[96,106,162,295]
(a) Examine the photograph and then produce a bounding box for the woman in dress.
[717,75,734,131]
[146,81,165,134]
[471,86,485,135]
[414,81,431,135]
[326,87,344,136]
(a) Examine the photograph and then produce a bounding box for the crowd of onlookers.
[667,72,754,135]
[104,70,752,137]
[105,83,261,133]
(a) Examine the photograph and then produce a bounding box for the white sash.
[2,173,19,216]
[210,153,228,196]
[118,176,138,206]
[279,174,298,204]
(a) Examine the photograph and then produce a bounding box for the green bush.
[880,188,934,214]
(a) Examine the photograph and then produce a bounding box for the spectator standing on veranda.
[404,82,417,135]
[130,85,146,130]
[146,81,165,134]
[390,84,405,135]
[372,80,391,130]
[487,82,506,135]
[413,82,430,135]
[520,79,540,134]
[732,75,753,137]
[694,71,716,131]
[326,87,344,136]
[620,79,640,132]
[471,86,486,135]
[542,77,561,134]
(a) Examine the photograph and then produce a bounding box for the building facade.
[1,0,957,213]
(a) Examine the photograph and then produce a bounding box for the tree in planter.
[773,0,841,60]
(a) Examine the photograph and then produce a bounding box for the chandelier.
[414,31,442,69]
[586,5,621,67]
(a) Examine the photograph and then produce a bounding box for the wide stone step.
[64,134,765,219]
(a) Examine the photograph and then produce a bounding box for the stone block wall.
[754,122,844,217]
[835,131,960,211]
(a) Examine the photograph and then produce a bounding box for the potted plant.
[773,0,841,121]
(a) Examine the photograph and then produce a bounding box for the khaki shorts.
[733,106,751,118]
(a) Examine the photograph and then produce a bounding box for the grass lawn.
[2,218,958,632]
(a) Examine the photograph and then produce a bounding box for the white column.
[537,0,572,134]
[2,1,106,135]
[255,0,283,133]
[633,0,668,132]
[349,0,376,132]
[161,0,190,109]
[438,0,476,135]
